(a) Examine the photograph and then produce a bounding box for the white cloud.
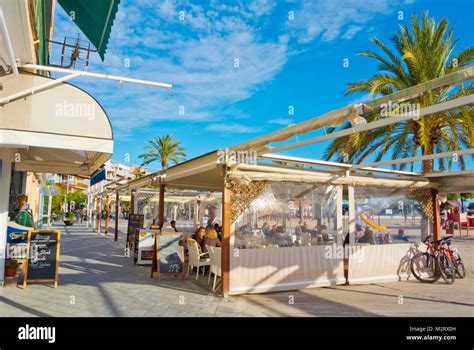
[267,118,293,125]
[207,123,262,134]
[342,25,363,40]
[51,0,288,140]
[51,0,413,140]
[286,0,405,44]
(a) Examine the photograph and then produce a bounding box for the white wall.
[347,243,414,284]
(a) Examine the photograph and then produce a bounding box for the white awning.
[0,0,36,73]
[0,72,113,176]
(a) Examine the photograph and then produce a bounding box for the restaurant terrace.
[95,66,474,296]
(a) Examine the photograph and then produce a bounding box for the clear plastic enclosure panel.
[353,187,430,243]
[233,182,340,249]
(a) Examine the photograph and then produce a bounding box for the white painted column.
[194,201,200,229]
[336,185,343,246]
[86,191,91,229]
[97,196,102,235]
[348,185,356,245]
[0,149,13,284]
[47,194,52,228]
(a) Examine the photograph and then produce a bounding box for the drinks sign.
[126,214,144,246]
[150,232,185,280]
[23,230,61,288]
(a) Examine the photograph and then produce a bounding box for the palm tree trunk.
[421,143,434,174]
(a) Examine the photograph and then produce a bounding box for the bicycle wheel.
[437,253,455,284]
[410,252,439,283]
[452,251,466,279]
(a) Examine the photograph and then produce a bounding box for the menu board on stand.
[23,230,61,288]
[126,214,144,255]
[150,232,185,280]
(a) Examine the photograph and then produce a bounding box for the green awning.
[57,0,121,61]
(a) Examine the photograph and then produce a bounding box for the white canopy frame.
[266,94,474,155]
[109,68,474,296]
[259,153,419,177]
[116,66,474,195]
[349,148,474,171]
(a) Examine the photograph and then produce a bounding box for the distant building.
[130,164,150,178]
[102,161,150,184]
[48,174,89,191]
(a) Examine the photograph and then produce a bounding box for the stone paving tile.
[1,222,473,317]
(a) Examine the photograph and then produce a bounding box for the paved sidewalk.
[0,222,473,317]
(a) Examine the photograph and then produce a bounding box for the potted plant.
[5,260,18,278]
[63,211,75,226]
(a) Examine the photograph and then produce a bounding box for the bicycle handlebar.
[423,236,452,244]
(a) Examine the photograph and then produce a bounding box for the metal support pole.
[158,185,165,229]
[221,180,231,297]
[114,191,119,241]
[104,195,109,234]
[348,186,356,245]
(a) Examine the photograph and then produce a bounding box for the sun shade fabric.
[0,73,113,176]
[57,0,120,61]
[230,105,359,152]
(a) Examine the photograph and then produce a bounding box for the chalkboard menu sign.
[151,232,184,280]
[126,214,144,246]
[23,230,61,288]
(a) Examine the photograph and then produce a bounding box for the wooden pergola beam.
[158,185,165,229]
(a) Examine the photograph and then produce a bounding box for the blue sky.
[52,0,474,172]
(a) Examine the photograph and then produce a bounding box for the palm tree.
[272,160,306,168]
[324,12,474,173]
[138,135,186,169]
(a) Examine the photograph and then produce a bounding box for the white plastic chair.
[186,241,210,280]
[207,246,221,292]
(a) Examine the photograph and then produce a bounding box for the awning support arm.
[0,73,80,106]
[259,153,419,176]
[266,94,474,155]
[20,64,172,90]
[349,148,474,171]
[0,7,19,75]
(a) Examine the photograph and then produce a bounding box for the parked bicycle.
[441,236,466,279]
[410,236,464,284]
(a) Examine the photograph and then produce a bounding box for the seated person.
[317,224,331,243]
[355,224,364,239]
[213,223,222,239]
[170,220,178,232]
[393,229,409,241]
[191,226,206,252]
[203,228,222,252]
[294,221,303,236]
[269,225,277,236]
[357,228,376,245]
[301,222,309,233]
[261,222,270,237]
